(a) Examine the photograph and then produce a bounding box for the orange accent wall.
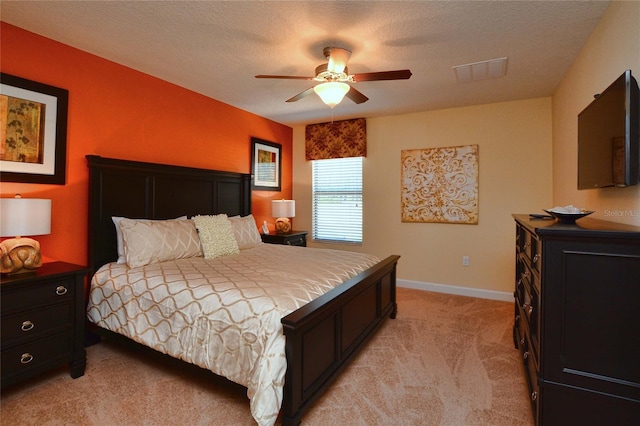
[0,23,292,266]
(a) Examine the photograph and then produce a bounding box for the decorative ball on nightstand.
[275,217,291,233]
[1,238,43,274]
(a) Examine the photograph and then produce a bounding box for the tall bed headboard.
[86,155,252,274]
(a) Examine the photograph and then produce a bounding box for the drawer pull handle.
[523,351,529,360]
[527,305,534,315]
[55,285,68,296]
[520,337,525,346]
[531,391,538,401]
[533,254,540,263]
[20,353,34,364]
[21,320,35,332]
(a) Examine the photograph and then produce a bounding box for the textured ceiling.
[1,1,610,127]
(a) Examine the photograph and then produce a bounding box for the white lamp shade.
[0,198,52,237]
[272,200,295,218]
[313,82,350,108]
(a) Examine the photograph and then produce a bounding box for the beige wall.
[293,98,552,296]
[553,1,640,226]
[292,1,638,297]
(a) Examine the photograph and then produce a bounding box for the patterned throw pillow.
[192,214,240,259]
[229,214,263,249]
[112,216,187,264]
[118,217,202,268]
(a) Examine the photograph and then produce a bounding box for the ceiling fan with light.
[255,47,412,108]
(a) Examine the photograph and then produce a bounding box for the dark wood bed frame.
[86,155,399,425]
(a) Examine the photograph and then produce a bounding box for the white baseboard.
[397,279,514,302]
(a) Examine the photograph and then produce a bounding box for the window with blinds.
[311,157,363,243]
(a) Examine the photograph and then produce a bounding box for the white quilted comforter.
[86,244,380,425]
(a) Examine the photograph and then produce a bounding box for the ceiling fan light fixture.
[313,82,350,108]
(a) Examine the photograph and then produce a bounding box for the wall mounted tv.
[577,69,640,189]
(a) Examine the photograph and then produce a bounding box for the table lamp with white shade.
[272,199,295,234]
[0,195,51,274]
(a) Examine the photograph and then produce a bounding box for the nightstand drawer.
[1,303,73,343]
[1,278,74,311]
[261,231,308,247]
[1,333,71,379]
[1,261,88,388]
[284,235,306,246]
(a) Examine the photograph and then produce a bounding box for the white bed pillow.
[192,214,240,259]
[229,214,263,249]
[118,217,202,268]
[112,216,187,264]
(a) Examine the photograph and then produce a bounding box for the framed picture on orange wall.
[251,137,281,191]
[0,73,68,185]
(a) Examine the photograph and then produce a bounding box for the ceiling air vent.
[453,57,508,83]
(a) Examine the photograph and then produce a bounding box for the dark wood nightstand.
[1,261,88,388]
[261,231,308,247]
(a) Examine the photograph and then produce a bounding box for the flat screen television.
[577,69,640,189]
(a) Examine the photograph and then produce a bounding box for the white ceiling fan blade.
[327,47,351,74]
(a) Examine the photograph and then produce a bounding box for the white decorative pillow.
[229,214,263,249]
[118,217,202,268]
[112,216,187,264]
[192,214,240,259]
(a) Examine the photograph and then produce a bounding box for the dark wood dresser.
[1,261,88,388]
[512,215,640,425]
[261,230,307,247]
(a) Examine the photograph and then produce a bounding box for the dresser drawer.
[516,259,534,311]
[516,223,526,253]
[1,278,74,312]
[519,226,541,270]
[515,309,527,352]
[1,302,73,343]
[1,333,71,380]
[518,253,533,286]
[517,311,539,385]
[518,281,539,353]
[524,335,540,421]
[530,242,541,274]
[515,285,540,423]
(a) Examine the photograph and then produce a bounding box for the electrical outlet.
[462,256,470,266]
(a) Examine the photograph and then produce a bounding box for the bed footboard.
[280,254,400,425]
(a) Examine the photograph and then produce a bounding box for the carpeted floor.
[1,287,533,425]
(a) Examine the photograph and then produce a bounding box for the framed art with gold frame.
[1,73,68,185]
[251,137,281,191]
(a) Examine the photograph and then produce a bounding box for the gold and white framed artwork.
[1,73,68,185]
[251,137,281,191]
[401,144,479,224]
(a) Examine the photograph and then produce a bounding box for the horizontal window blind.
[312,157,363,243]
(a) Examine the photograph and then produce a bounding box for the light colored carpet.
[1,288,533,425]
